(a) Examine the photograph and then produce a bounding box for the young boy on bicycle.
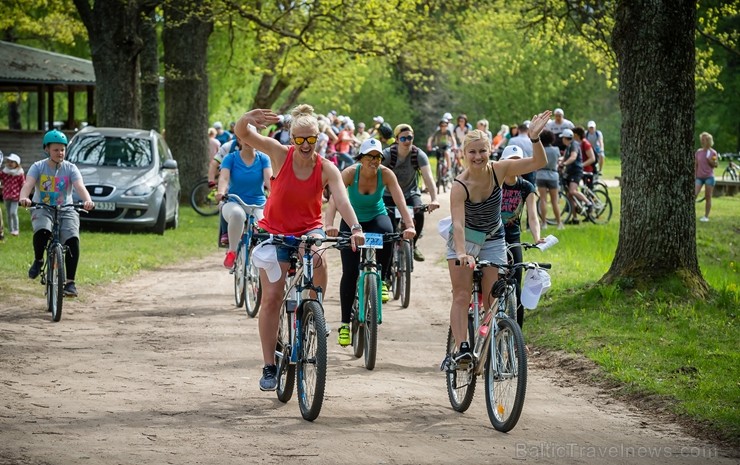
[18,130,95,297]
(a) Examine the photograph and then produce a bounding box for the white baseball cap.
[373,116,384,124]
[251,241,282,283]
[521,268,551,309]
[587,120,596,128]
[560,128,574,139]
[6,153,21,164]
[442,112,453,121]
[553,108,564,116]
[359,137,382,156]
[213,121,223,129]
[523,120,531,128]
[500,145,523,160]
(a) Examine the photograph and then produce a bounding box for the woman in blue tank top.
[325,137,416,347]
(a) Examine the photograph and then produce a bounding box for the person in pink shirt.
[0,153,26,237]
[694,132,719,222]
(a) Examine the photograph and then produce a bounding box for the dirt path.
[0,191,735,464]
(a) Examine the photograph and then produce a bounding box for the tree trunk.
[606,0,708,295]
[73,0,149,128]
[141,10,161,132]
[163,0,213,201]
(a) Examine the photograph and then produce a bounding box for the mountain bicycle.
[444,257,551,432]
[189,177,220,216]
[336,231,403,370]
[385,204,429,308]
[545,172,612,225]
[30,202,88,322]
[224,194,263,317]
[254,233,340,421]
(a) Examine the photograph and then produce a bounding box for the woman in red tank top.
[234,104,364,392]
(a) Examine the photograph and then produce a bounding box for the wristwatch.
[350,224,363,232]
[530,137,540,143]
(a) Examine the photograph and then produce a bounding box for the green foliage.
[0,0,87,46]
[526,188,740,443]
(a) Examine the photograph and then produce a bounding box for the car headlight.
[124,183,156,196]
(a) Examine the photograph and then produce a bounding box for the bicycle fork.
[357,269,383,325]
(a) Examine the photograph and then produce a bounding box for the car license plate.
[95,202,116,211]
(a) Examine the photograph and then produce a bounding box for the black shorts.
[565,172,583,185]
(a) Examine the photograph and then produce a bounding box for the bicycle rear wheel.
[362,274,380,370]
[297,300,327,421]
[445,320,476,412]
[485,317,527,432]
[588,189,613,224]
[276,303,295,403]
[234,243,246,308]
[399,240,412,308]
[545,191,572,225]
[48,244,65,322]
[189,179,220,216]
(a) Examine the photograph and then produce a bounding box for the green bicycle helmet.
[43,129,68,148]
[379,122,393,140]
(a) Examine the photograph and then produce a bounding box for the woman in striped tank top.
[441,110,551,370]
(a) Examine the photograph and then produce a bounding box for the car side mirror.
[162,159,178,170]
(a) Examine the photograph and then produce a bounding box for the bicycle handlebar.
[455,259,552,271]
[29,202,90,213]
[223,194,264,211]
[252,232,342,249]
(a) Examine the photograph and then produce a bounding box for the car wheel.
[167,200,179,230]
[153,199,166,235]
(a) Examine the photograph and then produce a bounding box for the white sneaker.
[699,216,709,222]
[541,222,548,230]
[557,222,565,230]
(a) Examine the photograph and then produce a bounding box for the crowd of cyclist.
[203,104,609,390]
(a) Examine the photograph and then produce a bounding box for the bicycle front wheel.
[48,244,65,322]
[362,274,380,370]
[234,243,246,308]
[485,317,527,432]
[445,322,476,412]
[189,179,220,216]
[297,301,327,421]
[351,298,364,358]
[588,189,613,225]
[245,259,262,318]
[390,243,401,301]
[276,303,295,403]
[399,240,412,308]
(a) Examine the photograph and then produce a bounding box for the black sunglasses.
[398,135,414,142]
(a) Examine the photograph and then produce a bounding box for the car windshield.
[67,136,152,168]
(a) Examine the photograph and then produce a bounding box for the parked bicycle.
[336,231,403,370]
[224,194,263,317]
[444,257,551,432]
[721,153,739,181]
[385,204,429,308]
[30,202,89,322]
[190,177,220,216]
[545,172,612,225]
[254,233,340,421]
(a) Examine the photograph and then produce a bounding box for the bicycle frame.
[356,239,384,325]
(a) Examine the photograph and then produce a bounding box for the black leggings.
[383,195,424,247]
[507,240,524,328]
[338,215,393,324]
[33,230,80,281]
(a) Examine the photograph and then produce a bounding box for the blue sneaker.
[259,364,278,391]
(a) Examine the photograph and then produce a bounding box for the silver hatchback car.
[66,127,180,234]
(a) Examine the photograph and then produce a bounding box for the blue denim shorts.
[276,228,326,262]
[695,176,716,187]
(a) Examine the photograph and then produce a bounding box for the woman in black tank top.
[442,110,551,366]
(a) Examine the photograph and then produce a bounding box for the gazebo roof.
[0,41,95,91]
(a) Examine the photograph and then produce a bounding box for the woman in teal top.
[325,137,416,346]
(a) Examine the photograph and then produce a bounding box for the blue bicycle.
[224,194,263,317]
[254,233,340,421]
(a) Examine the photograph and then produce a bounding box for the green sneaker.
[338,324,351,347]
[381,282,390,303]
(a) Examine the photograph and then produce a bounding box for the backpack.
[388,144,420,170]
